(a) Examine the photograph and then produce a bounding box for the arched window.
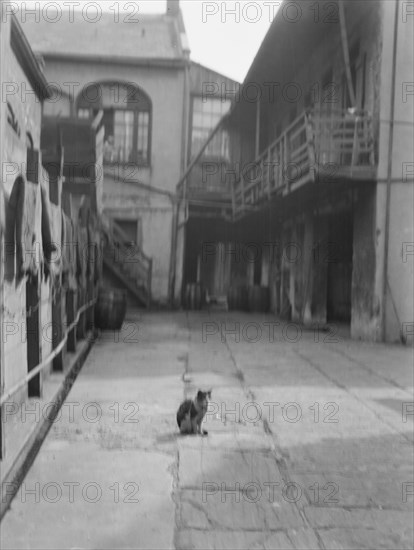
[77,82,151,165]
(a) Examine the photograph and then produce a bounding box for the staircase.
[100,216,152,308]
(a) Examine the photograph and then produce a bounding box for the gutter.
[40,52,188,70]
[10,16,50,100]
[168,55,191,306]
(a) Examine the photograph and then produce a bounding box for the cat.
[176,389,212,436]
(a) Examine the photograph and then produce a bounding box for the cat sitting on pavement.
[176,390,212,436]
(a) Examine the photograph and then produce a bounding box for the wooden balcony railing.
[233,108,376,217]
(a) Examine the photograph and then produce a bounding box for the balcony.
[178,156,234,220]
[233,109,376,218]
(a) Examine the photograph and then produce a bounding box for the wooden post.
[241,173,245,211]
[266,149,271,200]
[86,280,95,332]
[66,290,77,352]
[76,288,86,340]
[255,100,261,159]
[147,259,153,308]
[305,112,316,181]
[284,132,290,194]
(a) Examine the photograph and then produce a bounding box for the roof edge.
[10,15,50,100]
[38,51,188,69]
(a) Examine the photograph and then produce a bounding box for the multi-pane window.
[191,97,231,160]
[77,82,151,165]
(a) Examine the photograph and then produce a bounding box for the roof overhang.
[38,52,189,70]
[10,16,50,101]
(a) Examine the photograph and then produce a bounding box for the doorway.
[326,212,353,323]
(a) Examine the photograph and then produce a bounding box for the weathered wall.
[2,40,44,394]
[0,18,58,466]
[375,0,414,344]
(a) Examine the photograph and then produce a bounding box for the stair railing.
[100,215,152,307]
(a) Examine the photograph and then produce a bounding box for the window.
[114,219,141,248]
[77,82,151,165]
[191,97,231,160]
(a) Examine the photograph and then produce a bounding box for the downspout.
[338,0,356,107]
[169,52,190,307]
[381,0,399,342]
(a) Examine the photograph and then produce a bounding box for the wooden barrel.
[95,288,127,330]
[247,285,270,313]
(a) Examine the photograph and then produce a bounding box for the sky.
[13,1,279,82]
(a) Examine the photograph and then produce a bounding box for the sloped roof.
[189,61,240,90]
[20,10,186,62]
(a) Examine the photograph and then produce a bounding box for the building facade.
[228,0,414,343]
[180,0,413,343]
[21,1,192,305]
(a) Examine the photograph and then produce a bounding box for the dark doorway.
[26,275,41,397]
[114,219,139,248]
[326,212,353,323]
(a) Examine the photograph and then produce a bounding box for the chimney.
[166,0,180,16]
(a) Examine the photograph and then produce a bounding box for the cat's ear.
[207,389,212,398]
[197,390,204,400]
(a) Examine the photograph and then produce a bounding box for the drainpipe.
[381,0,399,342]
[169,55,190,307]
[338,0,356,108]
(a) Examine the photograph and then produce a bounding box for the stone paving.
[1,310,413,549]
